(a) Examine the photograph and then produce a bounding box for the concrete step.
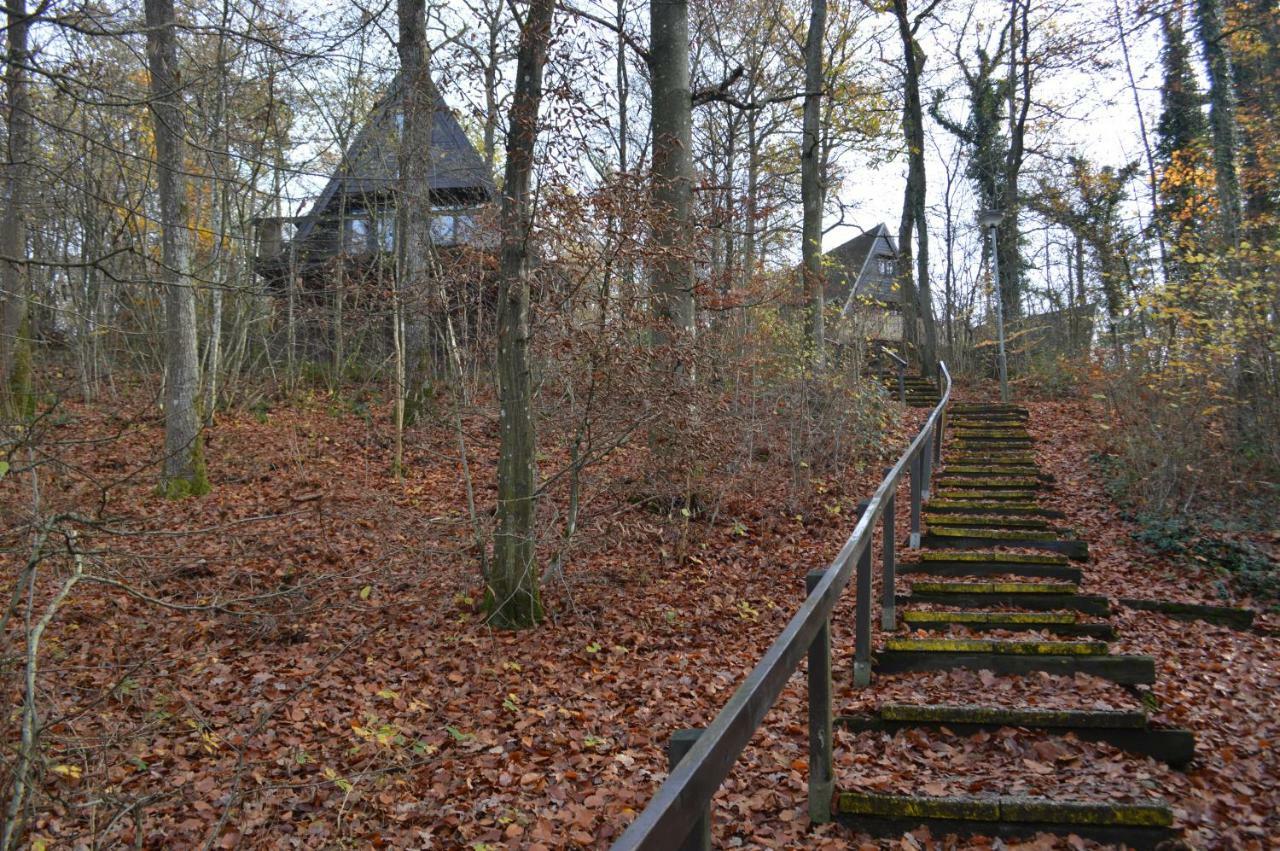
[926,500,1065,518]
[946,453,1038,465]
[934,488,1040,501]
[875,646,1156,684]
[920,528,1089,560]
[943,465,1044,477]
[953,440,1038,452]
[885,637,1109,655]
[924,513,1053,530]
[910,580,1078,595]
[901,556,1081,582]
[838,704,1194,766]
[833,792,1175,849]
[934,475,1043,490]
[900,591,1110,615]
[899,609,1109,637]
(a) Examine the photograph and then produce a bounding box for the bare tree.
[800,0,827,361]
[488,0,556,629]
[0,0,32,414]
[649,0,696,339]
[146,0,208,496]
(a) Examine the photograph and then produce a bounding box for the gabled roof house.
[254,73,495,282]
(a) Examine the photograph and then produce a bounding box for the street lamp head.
[977,208,1006,229]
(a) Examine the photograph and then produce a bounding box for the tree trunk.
[146,0,207,496]
[398,0,441,426]
[648,0,696,339]
[1195,0,1242,248]
[0,0,33,414]
[892,0,937,376]
[800,0,827,362]
[488,0,555,629]
[1000,0,1031,319]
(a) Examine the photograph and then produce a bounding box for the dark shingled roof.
[294,73,495,243]
[823,223,899,307]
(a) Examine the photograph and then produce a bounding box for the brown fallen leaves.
[6,388,1277,849]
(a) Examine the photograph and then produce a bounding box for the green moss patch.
[885,637,1108,655]
[927,526,1058,541]
[920,551,1068,565]
[902,610,1077,624]
[925,514,1050,529]
[911,580,1076,594]
[834,792,1171,828]
[934,489,1040,501]
[877,703,1146,728]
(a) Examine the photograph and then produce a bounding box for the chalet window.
[345,216,370,251]
[375,216,394,252]
[430,214,456,244]
[430,211,476,246]
[877,256,894,277]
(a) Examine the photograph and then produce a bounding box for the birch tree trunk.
[800,0,827,362]
[0,0,33,415]
[146,0,207,496]
[487,0,555,629]
[648,0,696,339]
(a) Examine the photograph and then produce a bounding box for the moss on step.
[833,793,1171,828]
[1000,798,1173,828]
[902,610,1077,624]
[920,550,1068,564]
[884,637,1108,655]
[927,500,1050,514]
[935,489,1039,500]
[925,513,1050,529]
[947,455,1037,466]
[927,525,1058,541]
[835,792,1000,821]
[877,703,1146,728]
[911,580,1077,593]
[953,441,1036,450]
[935,478,1042,490]
[944,465,1042,477]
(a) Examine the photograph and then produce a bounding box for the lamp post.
[978,208,1009,403]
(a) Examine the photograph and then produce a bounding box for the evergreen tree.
[1155,6,1212,277]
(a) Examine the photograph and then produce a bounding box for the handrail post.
[667,730,712,850]
[921,425,933,500]
[896,361,906,403]
[853,500,872,687]
[882,491,896,631]
[805,570,833,823]
[909,453,922,549]
[935,407,945,466]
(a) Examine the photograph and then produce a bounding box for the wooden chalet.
[823,223,903,343]
[253,72,496,286]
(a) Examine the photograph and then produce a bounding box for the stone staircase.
[833,402,1192,848]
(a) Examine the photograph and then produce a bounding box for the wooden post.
[882,492,896,631]
[805,569,833,823]
[667,730,712,850]
[896,361,906,403]
[909,453,922,548]
[921,425,933,500]
[934,408,945,466]
[854,499,872,687]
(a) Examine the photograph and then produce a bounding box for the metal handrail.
[611,362,952,851]
[873,343,910,402]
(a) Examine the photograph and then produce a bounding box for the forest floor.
[2,383,1276,849]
